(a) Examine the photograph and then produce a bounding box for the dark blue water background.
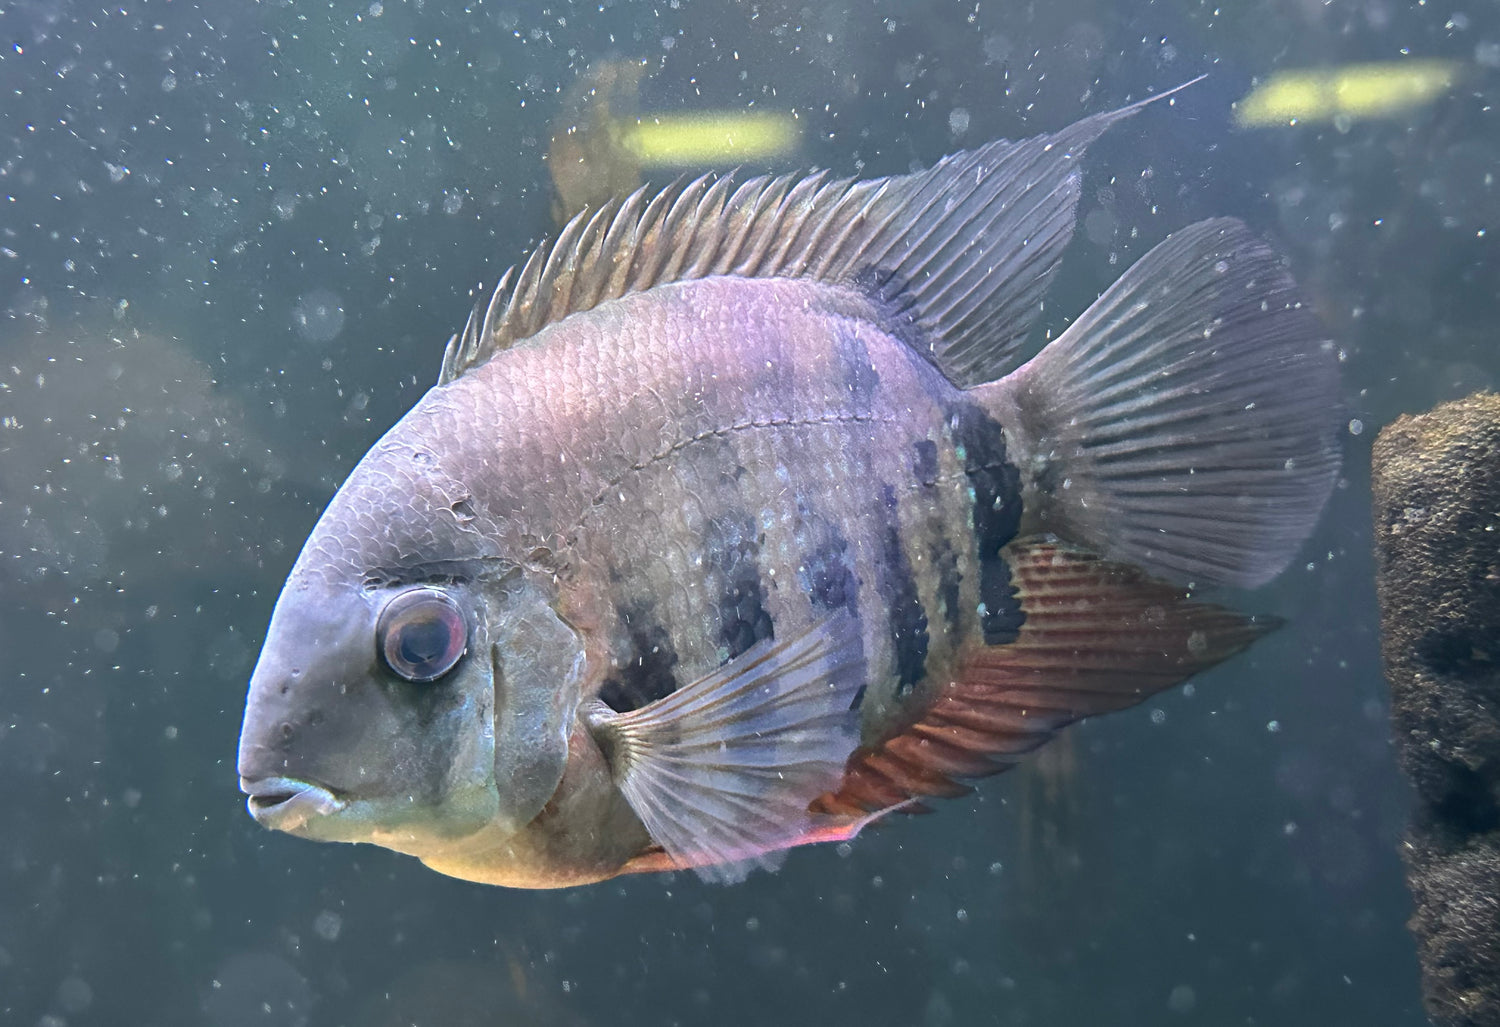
[2,0,1495,1023]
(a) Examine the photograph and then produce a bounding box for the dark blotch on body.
[911,438,962,636]
[877,484,929,695]
[836,320,882,413]
[912,439,939,487]
[949,403,1025,645]
[802,531,859,614]
[929,537,963,637]
[598,605,681,713]
[707,515,774,660]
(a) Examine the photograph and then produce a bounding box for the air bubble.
[313,910,343,941]
[292,289,346,344]
[1186,630,1208,656]
[1167,984,1197,1014]
[56,976,93,1013]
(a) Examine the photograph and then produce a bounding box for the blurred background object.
[1372,393,1500,1027]
[547,59,650,224]
[548,58,801,223]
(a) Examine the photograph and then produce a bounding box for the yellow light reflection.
[620,112,802,166]
[1235,60,1460,127]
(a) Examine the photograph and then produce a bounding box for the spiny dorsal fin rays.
[438,80,1203,387]
[478,266,514,354]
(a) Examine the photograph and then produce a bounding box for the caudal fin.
[990,218,1342,588]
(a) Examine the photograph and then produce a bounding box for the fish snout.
[236,605,380,817]
[240,775,345,833]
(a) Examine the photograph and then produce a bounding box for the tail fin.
[988,218,1342,588]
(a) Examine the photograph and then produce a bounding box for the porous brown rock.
[1372,392,1500,1027]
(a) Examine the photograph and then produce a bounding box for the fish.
[237,86,1342,889]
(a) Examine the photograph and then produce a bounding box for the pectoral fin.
[586,610,864,883]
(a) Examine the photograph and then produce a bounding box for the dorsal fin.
[438,80,1203,387]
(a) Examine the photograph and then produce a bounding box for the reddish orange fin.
[814,541,1276,816]
[619,802,915,877]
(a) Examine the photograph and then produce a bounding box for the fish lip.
[240,775,346,832]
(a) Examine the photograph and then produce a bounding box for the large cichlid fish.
[237,89,1341,888]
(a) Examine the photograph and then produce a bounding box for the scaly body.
[408,279,1007,736]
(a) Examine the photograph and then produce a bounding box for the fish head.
[237,429,586,864]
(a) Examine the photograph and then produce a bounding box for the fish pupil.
[399,617,449,664]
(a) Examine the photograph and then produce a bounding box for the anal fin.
[587,610,864,883]
[815,541,1274,816]
[618,801,912,878]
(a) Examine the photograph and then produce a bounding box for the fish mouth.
[240,776,346,832]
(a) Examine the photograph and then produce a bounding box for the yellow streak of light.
[620,112,801,166]
[1235,60,1461,127]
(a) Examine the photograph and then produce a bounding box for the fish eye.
[377,587,467,683]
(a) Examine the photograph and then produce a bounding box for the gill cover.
[488,579,587,833]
